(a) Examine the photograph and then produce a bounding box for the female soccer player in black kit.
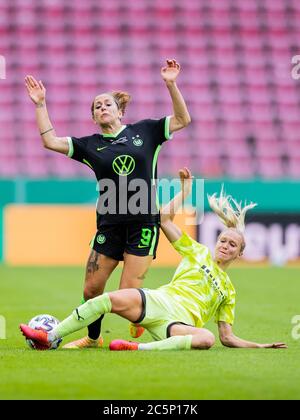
[25,59,191,348]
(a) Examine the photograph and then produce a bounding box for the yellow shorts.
[136,288,195,341]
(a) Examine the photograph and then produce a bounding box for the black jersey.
[67,117,172,225]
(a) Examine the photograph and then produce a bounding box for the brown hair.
[91,91,131,118]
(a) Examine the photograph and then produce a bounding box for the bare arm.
[160,220,183,244]
[160,167,193,243]
[218,321,287,349]
[161,59,191,133]
[25,75,69,154]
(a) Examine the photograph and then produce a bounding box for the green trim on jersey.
[89,234,96,249]
[102,125,127,138]
[152,145,161,210]
[152,145,161,182]
[165,116,173,140]
[67,137,74,158]
[149,226,158,256]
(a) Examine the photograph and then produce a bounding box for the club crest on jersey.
[132,135,143,146]
[96,234,106,244]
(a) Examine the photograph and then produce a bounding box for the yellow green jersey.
[158,232,236,328]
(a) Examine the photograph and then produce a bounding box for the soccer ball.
[26,314,62,350]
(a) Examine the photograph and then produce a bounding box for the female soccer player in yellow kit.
[20,168,287,351]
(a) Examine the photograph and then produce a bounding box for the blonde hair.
[208,188,257,252]
[91,91,131,118]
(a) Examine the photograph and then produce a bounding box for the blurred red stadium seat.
[0,0,299,180]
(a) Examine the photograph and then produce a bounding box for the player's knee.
[84,286,100,300]
[194,330,215,350]
[202,330,215,349]
[109,289,140,315]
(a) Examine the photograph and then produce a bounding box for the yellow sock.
[138,335,192,351]
[50,293,112,340]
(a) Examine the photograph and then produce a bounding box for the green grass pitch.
[0,264,299,400]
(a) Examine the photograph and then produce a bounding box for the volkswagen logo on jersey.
[112,155,135,176]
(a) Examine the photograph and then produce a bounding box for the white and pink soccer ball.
[26,314,62,350]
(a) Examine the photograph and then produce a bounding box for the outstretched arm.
[161,59,191,133]
[160,167,193,243]
[218,321,287,349]
[25,75,69,154]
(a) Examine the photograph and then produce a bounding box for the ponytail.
[208,187,256,253]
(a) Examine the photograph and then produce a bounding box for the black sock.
[88,314,104,340]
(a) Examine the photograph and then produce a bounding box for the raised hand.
[179,167,193,198]
[25,75,46,105]
[161,59,181,83]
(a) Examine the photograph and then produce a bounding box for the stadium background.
[0,0,300,401]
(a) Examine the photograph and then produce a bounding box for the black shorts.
[90,223,160,261]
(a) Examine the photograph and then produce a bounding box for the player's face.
[92,94,122,125]
[215,229,244,264]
